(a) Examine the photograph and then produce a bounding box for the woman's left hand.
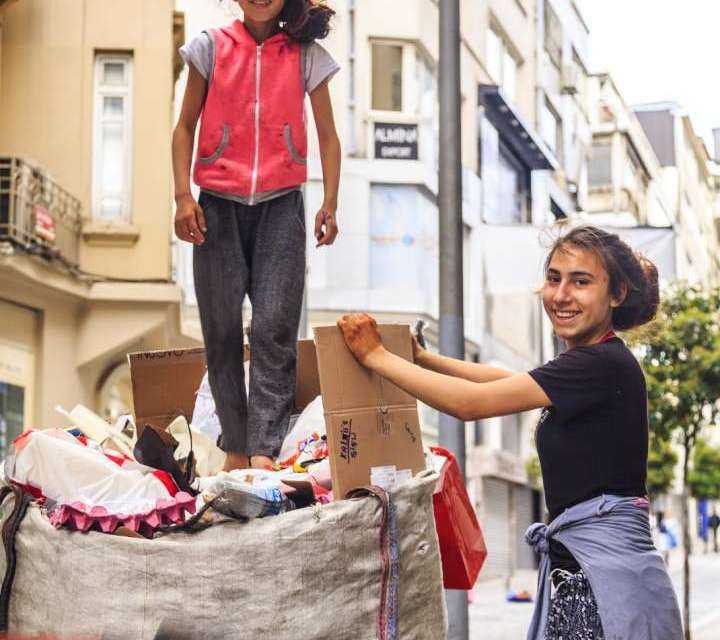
[337,313,385,368]
[315,207,338,247]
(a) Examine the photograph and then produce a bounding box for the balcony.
[0,157,83,269]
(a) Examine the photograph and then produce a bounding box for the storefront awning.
[479,85,557,171]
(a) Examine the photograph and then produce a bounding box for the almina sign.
[374,122,419,160]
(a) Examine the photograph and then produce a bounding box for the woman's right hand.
[337,313,386,369]
[411,334,427,366]
[174,193,206,244]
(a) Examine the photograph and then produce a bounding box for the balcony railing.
[0,157,82,268]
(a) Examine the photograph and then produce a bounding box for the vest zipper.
[249,43,263,205]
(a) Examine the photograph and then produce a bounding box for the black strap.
[0,486,32,632]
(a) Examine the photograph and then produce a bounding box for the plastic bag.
[6,429,195,536]
[191,372,222,442]
[278,395,327,468]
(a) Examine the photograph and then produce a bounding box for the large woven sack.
[0,471,446,639]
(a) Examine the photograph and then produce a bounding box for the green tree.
[688,438,720,501]
[646,434,678,499]
[630,284,720,640]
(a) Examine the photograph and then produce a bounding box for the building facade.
[634,103,720,286]
[0,0,194,447]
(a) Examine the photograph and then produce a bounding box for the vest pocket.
[198,124,230,164]
[284,124,307,165]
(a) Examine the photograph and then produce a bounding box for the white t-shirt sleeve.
[302,42,340,94]
[179,32,214,81]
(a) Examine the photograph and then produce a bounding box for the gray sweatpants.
[193,189,306,457]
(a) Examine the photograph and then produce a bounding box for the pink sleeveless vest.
[193,21,307,203]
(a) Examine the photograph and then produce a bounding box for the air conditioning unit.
[561,64,579,95]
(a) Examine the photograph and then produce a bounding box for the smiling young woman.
[337,226,681,640]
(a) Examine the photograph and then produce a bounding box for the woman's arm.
[309,79,340,247]
[414,341,514,383]
[172,65,207,244]
[339,314,551,422]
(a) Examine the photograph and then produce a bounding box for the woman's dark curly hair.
[544,225,660,331]
[280,0,335,42]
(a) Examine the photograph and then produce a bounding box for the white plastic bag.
[191,372,222,442]
[278,395,326,466]
[5,429,195,535]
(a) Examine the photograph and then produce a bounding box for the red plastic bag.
[431,446,487,590]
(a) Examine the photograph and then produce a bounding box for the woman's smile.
[553,308,582,325]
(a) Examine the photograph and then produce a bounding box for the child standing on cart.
[173,0,341,471]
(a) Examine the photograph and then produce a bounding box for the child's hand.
[314,207,338,247]
[174,194,206,244]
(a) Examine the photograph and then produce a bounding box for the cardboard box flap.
[295,339,321,412]
[128,348,207,431]
[313,325,416,413]
[129,341,318,433]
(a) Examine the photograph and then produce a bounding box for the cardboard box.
[312,325,425,499]
[128,345,250,435]
[128,324,425,499]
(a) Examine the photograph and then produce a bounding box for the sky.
[581,0,719,155]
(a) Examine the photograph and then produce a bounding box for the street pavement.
[469,551,720,639]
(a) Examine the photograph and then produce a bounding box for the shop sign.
[374,122,419,160]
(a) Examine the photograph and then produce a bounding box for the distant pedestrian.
[338,226,682,640]
[710,510,720,553]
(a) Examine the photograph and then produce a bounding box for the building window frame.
[486,21,521,105]
[493,141,531,225]
[370,40,407,113]
[588,137,613,189]
[544,1,563,69]
[540,97,563,164]
[92,52,134,222]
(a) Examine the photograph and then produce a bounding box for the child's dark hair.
[280,0,335,42]
[544,225,660,331]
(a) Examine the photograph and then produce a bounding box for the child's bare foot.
[250,455,275,470]
[223,451,249,472]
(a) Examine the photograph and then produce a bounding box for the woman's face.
[542,244,624,349]
[237,0,286,23]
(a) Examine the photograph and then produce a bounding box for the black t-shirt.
[529,337,648,571]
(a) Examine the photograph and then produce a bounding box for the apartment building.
[0,0,193,448]
[634,103,720,285]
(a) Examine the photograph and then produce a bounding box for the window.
[588,141,612,187]
[93,54,133,221]
[369,184,436,289]
[372,43,403,111]
[416,52,438,167]
[487,26,519,104]
[486,144,529,224]
[544,1,562,69]
[502,50,518,103]
[487,28,503,83]
[572,49,588,111]
[0,382,24,458]
[540,98,562,162]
